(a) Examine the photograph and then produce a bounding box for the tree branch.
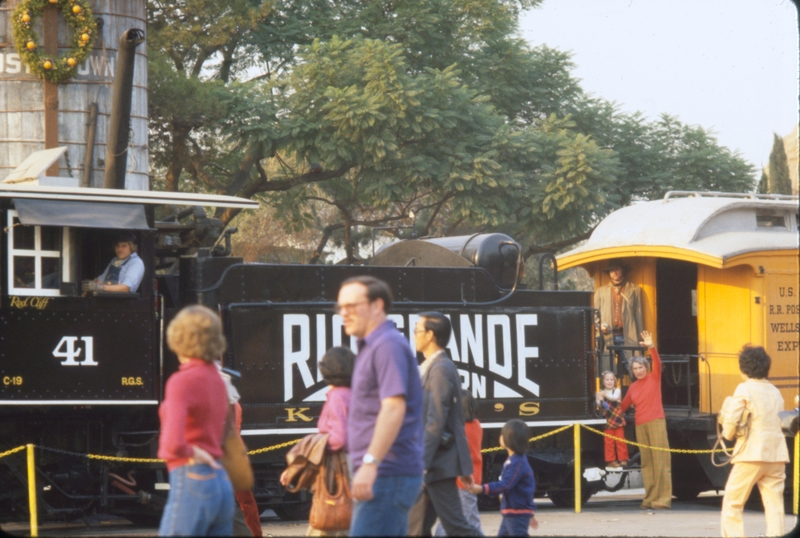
[523,226,597,260]
[308,223,344,265]
[444,217,466,237]
[223,145,265,197]
[260,163,355,192]
[421,192,456,236]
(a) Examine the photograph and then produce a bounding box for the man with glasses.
[338,276,424,536]
[408,312,480,536]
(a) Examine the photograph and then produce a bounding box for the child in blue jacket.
[469,419,537,536]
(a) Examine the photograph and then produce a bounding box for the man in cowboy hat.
[594,259,644,373]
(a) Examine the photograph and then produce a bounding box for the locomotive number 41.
[53,337,97,366]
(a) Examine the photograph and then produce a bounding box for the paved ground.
[2,489,797,537]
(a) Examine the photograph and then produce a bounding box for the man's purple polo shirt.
[348,319,424,476]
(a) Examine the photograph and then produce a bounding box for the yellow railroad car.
[558,191,798,498]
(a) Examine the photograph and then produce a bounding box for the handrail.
[663,191,798,202]
[658,354,695,416]
[538,252,558,290]
[699,354,712,414]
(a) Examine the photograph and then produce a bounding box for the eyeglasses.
[333,300,369,315]
[413,329,429,335]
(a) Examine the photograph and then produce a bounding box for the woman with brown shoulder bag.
[281,347,354,536]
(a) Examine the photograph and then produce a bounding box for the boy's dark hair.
[319,346,355,387]
[341,275,393,312]
[738,345,771,379]
[461,389,478,422]
[501,419,530,455]
[419,312,452,348]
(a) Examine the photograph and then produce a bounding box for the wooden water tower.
[0,0,147,189]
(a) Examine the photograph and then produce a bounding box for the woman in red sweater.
[158,305,234,536]
[618,330,672,510]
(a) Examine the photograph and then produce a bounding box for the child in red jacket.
[596,370,629,468]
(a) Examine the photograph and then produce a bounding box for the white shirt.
[419,349,446,378]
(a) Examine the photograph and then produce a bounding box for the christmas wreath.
[11,0,97,83]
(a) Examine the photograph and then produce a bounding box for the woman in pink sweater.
[158,306,233,536]
[316,346,354,453]
[284,346,354,537]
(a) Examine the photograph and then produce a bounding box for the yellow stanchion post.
[27,444,38,537]
[574,423,581,514]
[794,431,798,516]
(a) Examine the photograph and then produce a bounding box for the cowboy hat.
[603,259,628,272]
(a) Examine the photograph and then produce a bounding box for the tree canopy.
[147,0,757,263]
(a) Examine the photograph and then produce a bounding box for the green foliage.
[147,0,758,262]
[757,169,768,194]
[767,133,792,195]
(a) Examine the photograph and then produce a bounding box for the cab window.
[7,210,72,296]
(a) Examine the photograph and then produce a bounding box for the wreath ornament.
[11,0,98,83]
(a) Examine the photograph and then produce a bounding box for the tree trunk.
[165,126,189,192]
[343,221,353,264]
[309,224,342,265]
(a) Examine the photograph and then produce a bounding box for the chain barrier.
[0,445,26,460]
[581,424,725,454]
[248,438,302,456]
[481,424,572,453]
[7,422,725,464]
[32,438,306,464]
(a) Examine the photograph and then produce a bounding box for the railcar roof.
[558,192,799,268]
[0,183,260,209]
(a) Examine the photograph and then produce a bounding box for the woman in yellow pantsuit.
[719,346,789,538]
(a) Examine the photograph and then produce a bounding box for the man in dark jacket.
[408,312,482,536]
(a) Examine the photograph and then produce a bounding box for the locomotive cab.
[0,182,257,522]
[5,200,154,299]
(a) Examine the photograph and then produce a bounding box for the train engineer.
[82,232,145,293]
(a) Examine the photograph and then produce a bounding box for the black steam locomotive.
[0,183,606,524]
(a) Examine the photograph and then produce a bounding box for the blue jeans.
[350,474,423,536]
[498,514,531,536]
[158,463,234,536]
[612,333,632,375]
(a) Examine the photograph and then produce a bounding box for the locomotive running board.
[240,418,607,436]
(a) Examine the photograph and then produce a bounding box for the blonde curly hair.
[166,305,226,363]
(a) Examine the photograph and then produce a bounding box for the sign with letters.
[0,308,157,403]
[227,304,594,432]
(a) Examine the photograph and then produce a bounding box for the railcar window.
[6,210,70,297]
[755,215,786,229]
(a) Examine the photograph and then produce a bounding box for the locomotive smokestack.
[104,29,146,190]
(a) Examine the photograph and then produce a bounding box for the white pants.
[721,461,786,537]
